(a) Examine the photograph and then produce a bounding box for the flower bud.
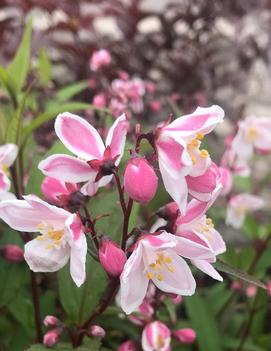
[118,340,137,351]
[170,295,183,305]
[90,49,112,71]
[230,280,242,291]
[173,328,196,344]
[43,329,60,347]
[246,284,257,298]
[99,238,127,277]
[124,158,158,203]
[1,244,24,262]
[93,93,107,108]
[43,315,59,327]
[142,321,171,351]
[41,177,78,205]
[89,325,106,338]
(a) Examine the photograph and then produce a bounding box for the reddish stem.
[83,206,99,250]
[113,172,126,214]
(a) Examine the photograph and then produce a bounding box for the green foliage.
[37,49,52,86]
[56,81,89,102]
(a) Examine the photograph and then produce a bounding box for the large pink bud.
[1,244,24,262]
[118,340,137,351]
[124,157,158,203]
[173,328,196,344]
[142,321,171,351]
[99,238,127,277]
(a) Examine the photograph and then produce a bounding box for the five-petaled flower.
[0,195,87,286]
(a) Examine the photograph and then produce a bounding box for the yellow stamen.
[196,132,204,140]
[191,155,196,164]
[200,149,209,158]
[157,335,165,348]
[146,272,154,280]
[246,127,258,142]
[157,274,164,281]
[165,257,172,263]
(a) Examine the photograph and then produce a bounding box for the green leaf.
[185,294,223,351]
[22,102,103,140]
[215,259,266,289]
[0,66,18,107]
[58,256,107,324]
[37,48,51,86]
[57,81,89,102]
[0,109,7,143]
[8,19,32,94]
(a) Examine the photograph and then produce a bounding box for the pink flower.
[232,116,271,162]
[155,105,224,213]
[99,238,127,277]
[1,244,24,262]
[38,113,128,196]
[226,193,264,229]
[0,195,87,286]
[124,157,158,203]
[41,177,78,205]
[118,340,137,351]
[149,100,162,112]
[88,325,106,338]
[246,284,257,298]
[142,321,171,351]
[120,231,216,314]
[173,328,196,344]
[90,49,112,71]
[231,281,243,291]
[93,93,107,108]
[44,315,59,327]
[218,166,232,195]
[43,329,60,347]
[0,143,18,195]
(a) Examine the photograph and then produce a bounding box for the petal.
[191,259,223,281]
[142,232,177,251]
[187,164,217,195]
[231,129,254,162]
[0,192,16,201]
[120,244,149,314]
[55,112,105,159]
[24,238,70,272]
[193,228,226,255]
[165,105,224,136]
[39,154,96,183]
[226,205,245,229]
[0,143,18,167]
[105,113,128,165]
[80,181,99,197]
[174,236,215,260]
[152,251,195,296]
[0,171,10,193]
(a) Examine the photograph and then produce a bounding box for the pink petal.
[174,236,215,260]
[0,143,18,167]
[105,114,128,165]
[165,105,224,136]
[55,112,105,160]
[24,238,70,272]
[191,259,223,281]
[152,251,196,295]
[120,244,149,314]
[38,154,96,183]
[0,170,10,193]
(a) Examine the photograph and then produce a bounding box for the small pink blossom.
[93,93,107,108]
[118,340,137,351]
[173,328,196,344]
[142,321,171,351]
[149,100,162,112]
[226,193,264,229]
[0,195,87,286]
[88,325,106,338]
[38,113,128,196]
[124,157,158,203]
[99,238,127,277]
[43,329,60,347]
[231,281,243,291]
[90,49,112,71]
[246,284,257,298]
[44,315,59,327]
[218,166,232,195]
[1,244,24,262]
[155,105,224,213]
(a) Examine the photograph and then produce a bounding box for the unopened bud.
[99,238,127,277]
[246,284,257,298]
[231,280,242,291]
[1,244,24,262]
[43,329,60,347]
[173,328,196,344]
[124,157,158,203]
[118,340,137,351]
[170,295,183,305]
[43,315,59,327]
[89,325,106,338]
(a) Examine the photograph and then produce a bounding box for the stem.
[30,271,42,342]
[121,198,133,250]
[83,206,99,250]
[113,172,126,214]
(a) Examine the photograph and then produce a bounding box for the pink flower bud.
[149,100,162,112]
[124,158,158,203]
[170,295,183,305]
[93,93,107,108]
[43,329,60,347]
[173,328,196,344]
[266,281,271,296]
[43,315,59,327]
[90,49,112,71]
[1,244,24,262]
[89,325,106,338]
[142,321,171,351]
[118,340,137,351]
[99,238,127,277]
[41,177,78,205]
[246,284,257,298]
[230,280,243,291]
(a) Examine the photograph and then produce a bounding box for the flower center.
[0,163,9,175]
[187,134,209,164]
[197,217,214,240]
[36,223,65,249]
[246,127,258,143]
[156,335,165,348]
[146,253,174,281]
